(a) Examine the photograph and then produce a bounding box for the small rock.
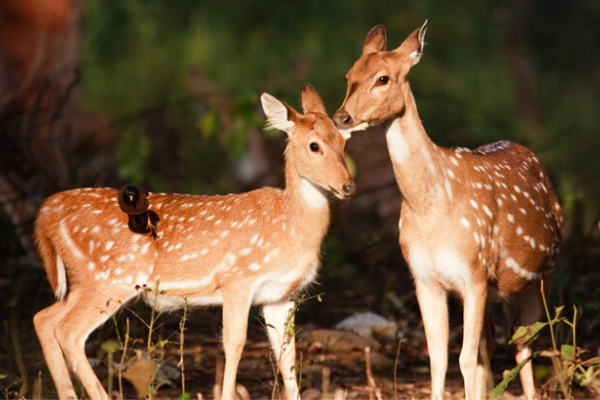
[335,311,398,342]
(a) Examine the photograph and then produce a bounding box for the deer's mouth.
[338,121,371,139]
[329,182,356,200]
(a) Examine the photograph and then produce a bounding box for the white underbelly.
[407,244,472,291]
[251,263,318,304]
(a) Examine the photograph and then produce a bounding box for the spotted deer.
[334,22,562,400]
[33,84,355,400]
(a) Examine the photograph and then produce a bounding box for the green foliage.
[490,352,538,399]
[510,321,549,347]
[492,287,600,399]
[117,129,151,184]
[79,1,600,227]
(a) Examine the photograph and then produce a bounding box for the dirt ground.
[2,228,600,400]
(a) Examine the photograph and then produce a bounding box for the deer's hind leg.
[34,300,78,400]
[52,286,137,400]
[513,278,550,400]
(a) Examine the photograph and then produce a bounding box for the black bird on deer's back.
[118,184,159,237]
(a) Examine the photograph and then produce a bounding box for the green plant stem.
[107,351,114,396]
[572,306,577,352]
[118,318,130,400]
[112,313,123,348]
[179,297,188,397]
[540,279,572,398]
[148,285,159,352]
[540,279,558,352]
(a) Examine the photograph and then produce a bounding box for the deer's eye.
[310,143,320,152]
[377,75,390,85]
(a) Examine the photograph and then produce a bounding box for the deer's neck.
[383,88,446,213]
[282,165,331,248]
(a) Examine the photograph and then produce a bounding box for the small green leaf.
[178,392,192,400]
[101,338,120,354]
[510,321,548,346]
[317,294,322,302]
[581,366,595,386]
[490,352,539,399]
[560,344,575,360]
[0,374,7,379]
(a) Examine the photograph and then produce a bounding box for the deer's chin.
[331,191,346,200]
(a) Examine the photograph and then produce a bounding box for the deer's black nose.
[333,110,354,129]
[342,182,356,197]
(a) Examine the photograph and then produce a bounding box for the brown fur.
[334,23,562,400]
[33,85,354,400]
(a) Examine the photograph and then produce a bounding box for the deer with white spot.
[334,22,562,400]
[34,84,355,400]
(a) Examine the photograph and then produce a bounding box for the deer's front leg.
[415,279,449,400]
[263,300,299,400]
[460,282,487,400]
[221,291,251,400]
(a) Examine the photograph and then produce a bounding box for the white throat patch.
[385,119,409,165]
[300,178,328,208]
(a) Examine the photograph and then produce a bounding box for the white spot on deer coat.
[505,258,540,280]
[444,180,453,199]
[105,241,114,251]
[60,220,84,259]
[460,217,471,229]
[483,205,493,218]
[140,242,151,255]
[249,262,261,271]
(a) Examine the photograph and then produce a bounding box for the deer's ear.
[300,83,327,116]
[261,93,297,135]
[395,20,427,66]
[362,25,387,55]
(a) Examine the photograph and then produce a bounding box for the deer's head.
[261,84,355,200]
[334,21,427,132]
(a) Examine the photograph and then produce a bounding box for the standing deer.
[33,84,355,400]
[334,22,562,400]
